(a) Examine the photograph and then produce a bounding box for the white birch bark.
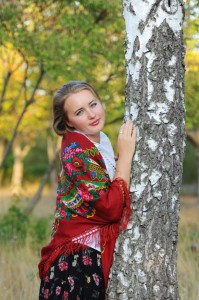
[107,1,185,299]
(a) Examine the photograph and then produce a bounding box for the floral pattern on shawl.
[38,132,132,287]
[53,141,110,235]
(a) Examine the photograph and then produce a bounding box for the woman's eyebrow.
[89,99,97,104]
[74,100,97,114]
[74,107,83,114]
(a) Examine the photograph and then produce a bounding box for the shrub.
[0,205,29,244]
[29,217,52,250]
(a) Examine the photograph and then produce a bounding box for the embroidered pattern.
[53,141,109,235]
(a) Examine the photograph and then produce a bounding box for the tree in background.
[183,0,199,195]
[0,0,125,192]
[108,1,185,299]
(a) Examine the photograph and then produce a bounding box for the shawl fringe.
[118,178,132,230]
[39,223,119,280]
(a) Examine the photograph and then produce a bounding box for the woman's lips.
[90,119,100,126]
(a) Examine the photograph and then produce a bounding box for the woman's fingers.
[119,120,135,137]
[119,123,126,135]
[117,120,137,159]
[127,120,134,136]
[131,123,136,137]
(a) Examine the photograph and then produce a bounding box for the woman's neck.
[74,130,101,143]
[85,133,100,143]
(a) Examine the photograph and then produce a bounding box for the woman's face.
[64,89,105,142]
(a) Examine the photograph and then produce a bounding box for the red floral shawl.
[38,131,132,288]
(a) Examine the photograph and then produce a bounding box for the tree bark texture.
[107,1,185,299]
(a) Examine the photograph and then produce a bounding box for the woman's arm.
[114,120,137,187]
[57,128,135,223]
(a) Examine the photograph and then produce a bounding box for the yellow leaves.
[182,1,199,129]
[0,44,23,75]
[185,50,199,73]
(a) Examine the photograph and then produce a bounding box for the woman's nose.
[87,109,95,119]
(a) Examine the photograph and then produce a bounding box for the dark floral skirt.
[39,247,105,300]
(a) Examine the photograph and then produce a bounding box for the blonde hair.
[53,81,100,136]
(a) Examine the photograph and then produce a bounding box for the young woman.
[38,81,136,300]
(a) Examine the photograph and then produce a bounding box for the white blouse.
[93,132,116,181]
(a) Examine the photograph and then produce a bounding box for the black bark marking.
[138,0,162,33]
[162,0,178,14]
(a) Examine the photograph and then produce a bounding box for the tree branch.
[23,150,59,215]
[0,71,11,113]
[0,65,45,170]
[0,51,26,114]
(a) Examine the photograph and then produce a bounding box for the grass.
[0,241,40,300]
[178,196,199,300]
[178,226,199,300]
[0,191,198,300]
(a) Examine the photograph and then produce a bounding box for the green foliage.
[1,152,14,183]
[0,205,29,244]
[185,71,199,129]
[0,204,52,249]
[182,139,197,183]
[29,216,52,250]
[0,0,125,177]
[23,137,49,180]
[0,0,198,185]
[184,0,199,130]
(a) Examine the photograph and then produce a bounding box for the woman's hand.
[114,120,137,187]
[117,120,136,161]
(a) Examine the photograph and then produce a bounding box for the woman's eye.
[76,110,83,116]
[90,102,97,108]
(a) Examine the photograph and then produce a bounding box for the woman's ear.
[65,120,73,127]
[65,120,75,129]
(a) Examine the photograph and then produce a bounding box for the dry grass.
[0,190,198,300]
[178,240,199,300]
[178,196,199,300]
[0,241,40,300]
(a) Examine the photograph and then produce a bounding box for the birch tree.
[108,1,185,299]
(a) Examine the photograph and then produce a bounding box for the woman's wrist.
[117,154,133,164]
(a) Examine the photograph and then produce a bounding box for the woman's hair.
[53,81,100,136]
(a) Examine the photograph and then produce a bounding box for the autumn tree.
[183,0,199,194]
[0,1,125,192]
[108,1,185,299]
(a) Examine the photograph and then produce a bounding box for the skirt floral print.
[39,247,105,300]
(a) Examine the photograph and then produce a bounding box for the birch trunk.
[11,141,30,194]
[107,1,185,299]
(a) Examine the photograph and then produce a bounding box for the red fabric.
[38,132,132,288]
